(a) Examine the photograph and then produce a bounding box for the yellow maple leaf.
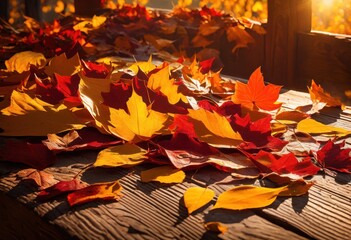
[184,187,215,214]
[5,51,46,73]
[0,91,87,136]
[140,165,186,183]
[188,108,243,148]
[94,143,146,168]
[112,90,169,141]
[147,66,188,105]
[128,56,156,75]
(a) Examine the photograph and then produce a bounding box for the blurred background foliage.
[5,0,351,35]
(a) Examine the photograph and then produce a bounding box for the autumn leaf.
[297,118,351,138]
[43,128,122,152]
[232,114,288,150]
[308,79,345,110]
[0,90,87,136]
[0,140,56,169]
[94,143,147,168]
[212,180,313,210]
[188,108,243,148]
[140,165,186,183]
[44,53,81,77]
[17,169,58,189]
[67,180,123,207]
[5,51,46,73]
[147,65,188,105]
[37,179,88,201]
[158,133,254,171]
[275,110,309,125]
[316,140,351,173]
[184,187,215,214]
[204,222,228,234]
[128,56,156,74]
[73,15,107,33]
[232,67,282,111]
[244,150,320,177]
[110,89,169,141]
[226,26,255,52]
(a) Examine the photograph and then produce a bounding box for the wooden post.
[24,0,41,20]
[74,0,103,17]
[0,0,8,20]
[264,0,311,87]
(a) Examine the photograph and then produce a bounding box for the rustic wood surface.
[0,89,351,240]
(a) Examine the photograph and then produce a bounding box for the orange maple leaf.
[232,67,282,111]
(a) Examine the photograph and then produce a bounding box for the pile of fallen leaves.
[0,5,264,70]
[0,5,350,233]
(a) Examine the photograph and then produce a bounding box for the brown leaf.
[17,169,58,189]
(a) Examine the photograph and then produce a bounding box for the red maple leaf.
[316,140,351,173]
[231,114,288,151]
[37,179,88,201]
[244,150,320,177]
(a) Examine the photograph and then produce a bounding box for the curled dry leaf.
[43,128,122,152]
[5,51,46,73]
[275,110,309,125]
[17,168,58,189]
[184,187,215,214]
[140,165,186,184]
[67,180,123,207]
[308,80,345,110]
[158,133,254,171]
[94,143,147,168]
[212,179,313,210]
[37,178,88,201]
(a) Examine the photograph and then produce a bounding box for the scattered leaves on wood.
[67,180,123,207]
[140,165,186,183]
[16,168,58,189]
[183,187,215,214]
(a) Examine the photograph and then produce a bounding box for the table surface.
[0,87,351,240]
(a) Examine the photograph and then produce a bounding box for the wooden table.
[1,88,350,240]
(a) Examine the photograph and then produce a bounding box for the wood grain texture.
[0,159,307,240]
[265,0,311,86]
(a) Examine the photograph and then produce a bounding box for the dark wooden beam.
[264,0,311,87]
[0,0,9,20]
[24,0,41,20]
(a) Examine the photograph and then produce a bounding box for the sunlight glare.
[321,0,334,6]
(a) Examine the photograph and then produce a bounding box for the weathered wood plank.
[0,152,307,240]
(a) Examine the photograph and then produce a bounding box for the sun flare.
[321,0,334,6]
